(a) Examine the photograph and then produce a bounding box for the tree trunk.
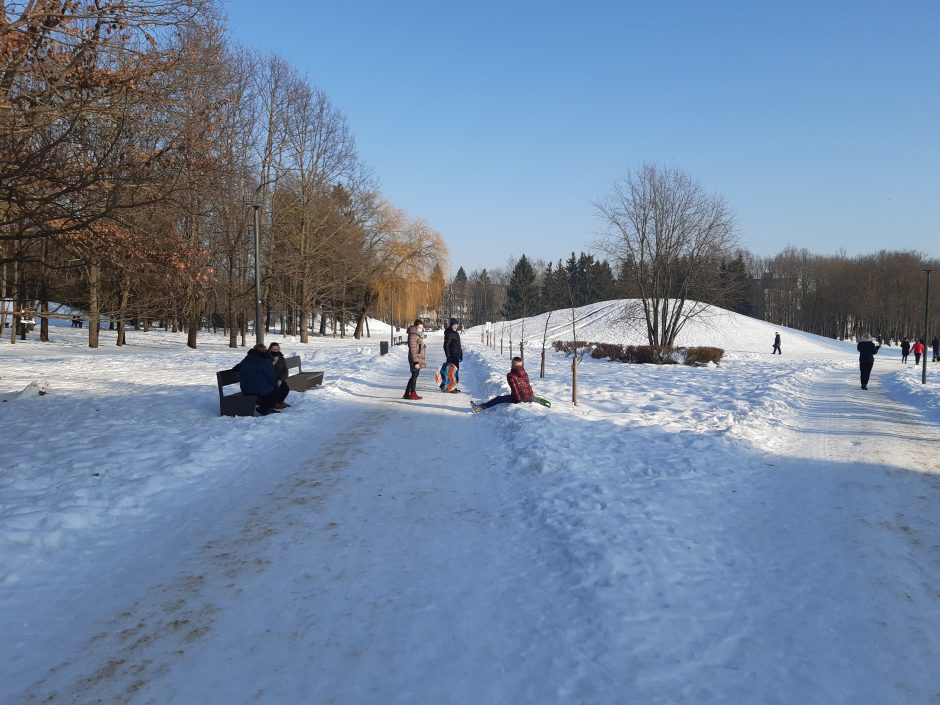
[354,309,367,339]
[187,317,198,349]
[571,356,578,406]
[299,302,309,344]
[40,239,49,342]
[116,285,129,346]
[9,259,19,344]
[88,261,100,348]
[540,347,546,378]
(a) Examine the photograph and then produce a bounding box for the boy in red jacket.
[471,357,535,412]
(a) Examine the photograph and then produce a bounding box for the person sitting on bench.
[266,342,291,409]
[232,343,288,415]
[471,357,534,412]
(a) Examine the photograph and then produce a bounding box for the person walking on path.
[901,337,911,364]
[444,318,463,368]
[772,332,782,355]
[470,357,535,412]
[856,334,881,390]
[912,339,925,365]
[403,319,426,400]
[232,343,289,415]
[932,336,939,363]
[267,342,291,409]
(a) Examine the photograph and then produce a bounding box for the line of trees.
[444,164,938,346]
[1,1,447,348]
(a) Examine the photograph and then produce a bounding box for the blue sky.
[223,0,939,273]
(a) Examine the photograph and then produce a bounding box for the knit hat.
[449,318,459,326]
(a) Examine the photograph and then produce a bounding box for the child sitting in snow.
[471,357,536,413]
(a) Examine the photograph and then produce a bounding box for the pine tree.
[502,255,539,319]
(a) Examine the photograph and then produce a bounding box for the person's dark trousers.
[859,359,874,388]
[481,394,514,409]
[258,384,289,413]
[902,354,908,363]
[915,353,921,364]
[772,345,781,354]
[405,368,420,395]
[448,357,460,369]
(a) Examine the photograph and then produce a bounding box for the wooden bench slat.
[284,356,324,391]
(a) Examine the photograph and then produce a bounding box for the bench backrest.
[216,369,241,401]
[285,356,303,375]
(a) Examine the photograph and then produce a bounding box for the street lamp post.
[246,202,263,346]
[923,269,934,385]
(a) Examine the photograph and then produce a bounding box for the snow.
[1,308,939,704]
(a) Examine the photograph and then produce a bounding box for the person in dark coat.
[232,343,288,415]
[856,334,881,390]
[444,318,463,368]
[267,342,291,409]
[932,336,939,363]
[900,337,911,364]
[772,332,781,355]
[470,357,535,412]
[404,319,426,400]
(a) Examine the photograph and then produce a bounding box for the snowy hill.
[465,299,854,360]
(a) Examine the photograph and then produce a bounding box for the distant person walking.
[403,319,426,400]
[900,337,911,364]
[932,336,939,363]
[856,334,881,391]
[444,318,463,368]
[772,332,782,355]
[912,339,925,365]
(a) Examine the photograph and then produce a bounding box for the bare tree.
[596,163,737,345]
[540,309,552,378]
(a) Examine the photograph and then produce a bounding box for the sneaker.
[448,389,461,394]
[411,392,423,400]
[403,392,412,400]
[274,402,289,409]
[470,401,481,413]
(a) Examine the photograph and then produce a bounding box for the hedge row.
[552,340,724,366]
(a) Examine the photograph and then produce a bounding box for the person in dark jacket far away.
[856,333,881,391]
[932,336,939,363]
[404,319,426,400]
[267,342,291,409]
[900,337,911,364]
[471,357,535,412]
[912,339,925,365]
[232,343,289,415]
[772,332,781,355]
[444,318,463,368]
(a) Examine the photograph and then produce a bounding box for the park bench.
[216,369,258,417]
[284,356,325,391]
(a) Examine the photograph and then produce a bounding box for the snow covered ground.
[1,308,939,704]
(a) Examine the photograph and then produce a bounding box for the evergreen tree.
[502,255,539,319]
[540,260,569,312]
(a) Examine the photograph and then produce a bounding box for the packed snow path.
[2,330,939,704]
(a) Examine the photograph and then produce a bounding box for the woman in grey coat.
[404,319,426,400]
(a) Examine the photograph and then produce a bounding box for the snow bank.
[0,325,388,586]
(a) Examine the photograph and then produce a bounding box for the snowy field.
[1,307,939,704]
